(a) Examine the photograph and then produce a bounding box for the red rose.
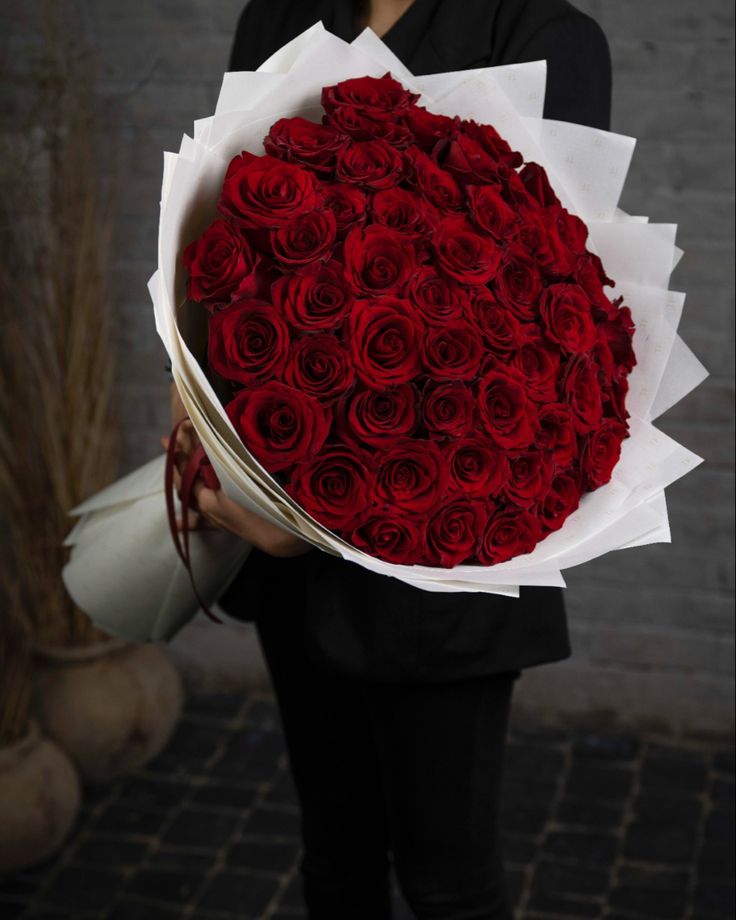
[271,208,337,268]
[376,438,448,513]
[599,303,636,373]
[539,472,582,532]
[422,381,475,438]
[498,163,538,209]
[494,244,544,320]
[434,218,502,285]
[581,419,629,489]
[404,146,464,213]
[335,139,405,190]
[183,219,263,310]
[477,368,539,450]
[407,269,467,324]
[420,319,484,381]
[563,356,604,434]
[477,508,542,565]
[264,117,348,174]
[219,152,320,229]
[461,119,523,169]
[283,333,354,401]
[540,283,597,355]
[225,381,330,473]
[208,300,290,386]
[517,209,576,279]
[444,438,508,499]
[349,513,426,565]
[519,162,560,208]
[464,287,525,354]
[321,73,419,119]
[575,252,615,312]
[503,451,553,509]
[467,184,519,243]
[342,384,418,446]
[406,106,457,152]
[371,187,438,239]
[347,296,423,388]
[286,445,374,529]
[537,403,578,468]
[426,499,486,567]
[326,107,414,148]
[322,183,369,235]
[439,133,502,186]
[271,261,353,331]
[511,332,562,402]
[554,206,589,255]
[344,225,415,295]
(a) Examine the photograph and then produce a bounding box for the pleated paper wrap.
[64,24,708,640]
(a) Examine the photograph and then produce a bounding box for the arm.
[513,12,612,131]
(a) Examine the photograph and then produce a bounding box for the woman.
[167,1,611,917]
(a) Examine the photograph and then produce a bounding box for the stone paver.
[0,691,733,920]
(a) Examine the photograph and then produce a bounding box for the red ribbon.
[164,417,224,625]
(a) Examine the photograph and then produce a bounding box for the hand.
[163,394,311,558]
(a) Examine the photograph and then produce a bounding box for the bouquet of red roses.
[147,23,706,596]
[182,72,638,572]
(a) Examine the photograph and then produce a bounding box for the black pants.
[256,608,519,920]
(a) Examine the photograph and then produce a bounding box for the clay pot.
[0,718,81,872]
[31,637,184,783]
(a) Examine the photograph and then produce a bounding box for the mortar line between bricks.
[602,737,642,917]
[514,736,573,918]
[185,707,297,918]
[105,691,257,918]
[17,780,123,917]
[684,748,716,918]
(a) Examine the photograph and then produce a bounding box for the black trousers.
[256,605,520,920]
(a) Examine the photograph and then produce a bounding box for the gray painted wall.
[4,0,733,737]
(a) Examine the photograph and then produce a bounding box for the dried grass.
[0,3,120,740]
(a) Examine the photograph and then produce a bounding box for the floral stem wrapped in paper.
[66,22,709,639]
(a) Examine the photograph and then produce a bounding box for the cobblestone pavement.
[1,691,733,920]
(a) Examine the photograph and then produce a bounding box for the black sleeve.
[228,0,272,72]
[512,13,612,131]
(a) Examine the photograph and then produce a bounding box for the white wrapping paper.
[64,23,708,636]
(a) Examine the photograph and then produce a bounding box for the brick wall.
[3,0,733,737]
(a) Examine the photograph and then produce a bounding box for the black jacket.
[216,0,612,683]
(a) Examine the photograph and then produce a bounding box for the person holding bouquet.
[165,1,612,917]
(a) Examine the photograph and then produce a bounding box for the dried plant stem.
[0,1,119,728]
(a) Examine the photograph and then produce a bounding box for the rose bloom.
[344,225,415,296]
[375,438,448,514]
[349,513,426,565]
[581,418,629,489]
[287,444,375,530]
[540,283,598,355]
[271,261,353,332]
[539,472,582,532]
[226,381,330,473]
[283,334,355,401]
[208,300,289,386]
[444,438,508,499]
[264,116,348,174]
[321,73,419,119]
[425,499,487,567]
[218,151,320,228]
[183,219,263,310]
[271,208,337,268]
[422,381,476,438]
[477,368,539,450]
[336,139,406,190]
[347,297,424,388]
[477,507,543,565]
[342,383,418,446]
